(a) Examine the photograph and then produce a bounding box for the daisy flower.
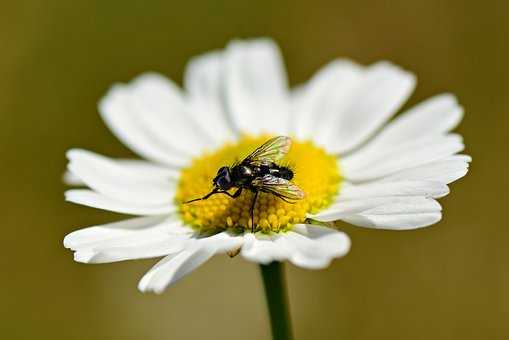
[64,38,470,294]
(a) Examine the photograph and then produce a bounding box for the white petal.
[66,216,193,263]
[64,215,190,251]
[241,233,288,264]
[341,134,464,182]
[197,231,245,253]
[99,73,217,165]
[99,81,189,167]
[341,94,463,167]
[341,212,441,230]
[65,215,166,249]
[64,159,178,186]
[291,59,363,140]
[241,225,350,269]
[67,149,175,205]
[138,246,215,294]
[225,38,290,135]
[338,180,450,200]
[73,234,189,264]
[184,51,237,142]
[281,224,350,269]
[138,232,242,293]
[368,93,463,146]
[318,61,416,153]
[65,189,174,215]
[380,155,471,184]
[113,159,179,179]
[311,196,441,221]
[311,196,442,230]
[361,197,441,215]
[128,73,218,154]
[63,170,85,186]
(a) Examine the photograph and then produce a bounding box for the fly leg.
[220,187,243,199]
[250,190,259,233]
[184,187,243,203]
[184,188,220,203]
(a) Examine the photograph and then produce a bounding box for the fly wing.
[243,136,292,166]
[251,174,305,202]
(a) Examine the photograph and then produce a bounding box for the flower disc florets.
[176,135,341,233]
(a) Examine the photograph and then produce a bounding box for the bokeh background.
[2,0,507,339]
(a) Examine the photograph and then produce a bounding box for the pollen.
[175,135,341,233]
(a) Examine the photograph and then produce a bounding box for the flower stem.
[260,262,294,340]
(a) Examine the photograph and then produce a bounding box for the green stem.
[260,262,294,340]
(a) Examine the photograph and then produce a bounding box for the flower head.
[64,38,470,293]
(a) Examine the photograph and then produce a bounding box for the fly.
[185,136,305,232]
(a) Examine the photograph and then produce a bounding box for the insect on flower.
[185,136,305,232]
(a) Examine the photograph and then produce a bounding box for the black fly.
[185,136,305,232]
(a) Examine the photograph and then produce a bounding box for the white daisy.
[64,38,470,294]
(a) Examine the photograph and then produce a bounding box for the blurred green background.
[1,0,507,339]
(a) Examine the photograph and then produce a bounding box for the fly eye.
[214,167,231,189]
[217,177,230,187]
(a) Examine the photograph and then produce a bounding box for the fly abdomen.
[277,167,293,180]
[268,166,293,180]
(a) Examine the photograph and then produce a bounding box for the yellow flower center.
[175,135,341,233]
